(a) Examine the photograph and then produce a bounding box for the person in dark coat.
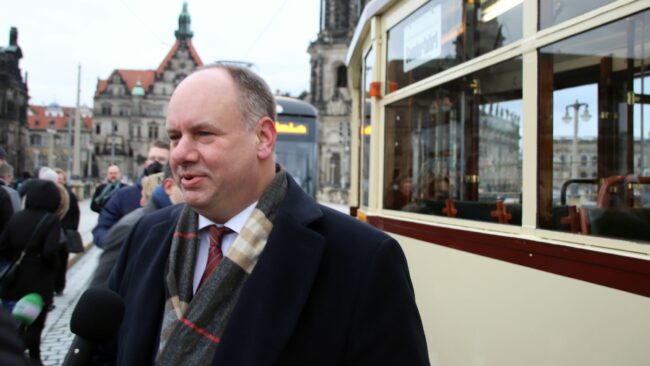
[92,147,167,248]
[89,167,180,288]
[54,168,80,295]
[90,165,126,213]
[0,306,29,365]
[0,179,63,365]
[99,65,429,365]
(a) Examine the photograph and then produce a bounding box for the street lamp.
[562,100,592,179]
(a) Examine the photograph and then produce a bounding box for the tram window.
[538,10,650,243]
[386,0,522,93]
[539,0,616,30]
[384,58,523,225]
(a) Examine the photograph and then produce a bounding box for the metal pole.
[73,64,82,177]
[111,135,115,165]
[571,104,579,179]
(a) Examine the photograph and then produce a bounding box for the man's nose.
[171,137,199,164]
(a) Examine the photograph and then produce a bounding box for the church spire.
[175,2,193,41]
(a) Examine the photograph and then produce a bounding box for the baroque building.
[308,0,368,204]
[25,103,93,176]
[0,27,29,173]
[92,2,202,179]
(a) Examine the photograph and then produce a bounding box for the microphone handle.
[62,336,94,366]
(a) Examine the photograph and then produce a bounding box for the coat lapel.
[212,179,325,366]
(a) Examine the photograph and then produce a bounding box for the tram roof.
[346,0,396,66]
[275,96,318,118]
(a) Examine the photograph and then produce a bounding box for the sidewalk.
[41,246,100,365]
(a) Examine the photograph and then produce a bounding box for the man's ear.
[256,117,276,160]
[163,178,174,195]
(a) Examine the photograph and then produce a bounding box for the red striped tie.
[199,225,232,287]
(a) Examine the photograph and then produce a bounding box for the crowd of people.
[0,65,430,365]
[0,140,177,364]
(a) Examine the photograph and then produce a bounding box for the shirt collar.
[197,201,257,235]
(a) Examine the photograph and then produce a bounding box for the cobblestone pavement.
[41,246,100,365]
[41,198,100,366]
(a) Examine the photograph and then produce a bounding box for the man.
[90,165,126,213]
[0,163,21,213]
[105,65,429,365]
[89,164,182,288]
[92,142,168,247]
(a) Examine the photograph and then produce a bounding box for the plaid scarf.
[156,170,287,365]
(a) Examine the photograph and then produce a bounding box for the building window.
[96,123,101,135]
[102,104,112,115]
[336,65,347,88]
[148,123,159,139]
[30,134,42,146]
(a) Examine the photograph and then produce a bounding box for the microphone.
[63,288,124,366]
[11,293,43,328]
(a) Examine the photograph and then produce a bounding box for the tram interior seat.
[553,205,578,232]
[579,207,650,242]
[578,175,650,242]
[418,198,521,225]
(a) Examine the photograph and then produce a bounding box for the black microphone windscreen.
[70,288,125,343]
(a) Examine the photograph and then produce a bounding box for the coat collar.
[212,174,326,366]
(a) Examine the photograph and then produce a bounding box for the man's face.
[145,147,169,168]
[166,68,263,222]
[2,174,12,185]
[107,166,121,182]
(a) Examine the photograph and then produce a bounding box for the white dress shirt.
[192,202,257,294]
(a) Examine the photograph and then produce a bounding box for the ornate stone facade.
[0,27,28,174]
[92,3,202,180]
[308,0,368,204]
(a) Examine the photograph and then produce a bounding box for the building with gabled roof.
[92,2,202,179]
[25,103,93,174]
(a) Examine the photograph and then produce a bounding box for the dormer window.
[49,120,56,129]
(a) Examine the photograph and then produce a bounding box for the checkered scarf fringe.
[156,170,287,365]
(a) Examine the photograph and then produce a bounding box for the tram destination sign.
[403,3,441,73]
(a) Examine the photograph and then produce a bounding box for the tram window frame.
[360,47,374,208]
[537,9,650,243]
[385,0,522,94]
[383,57,523,226]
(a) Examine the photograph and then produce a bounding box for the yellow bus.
[346,1,650,365]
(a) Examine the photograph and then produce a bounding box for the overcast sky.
[1,0,320,107]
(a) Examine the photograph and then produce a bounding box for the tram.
[274,96,318,197]
[346,1,650,365]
